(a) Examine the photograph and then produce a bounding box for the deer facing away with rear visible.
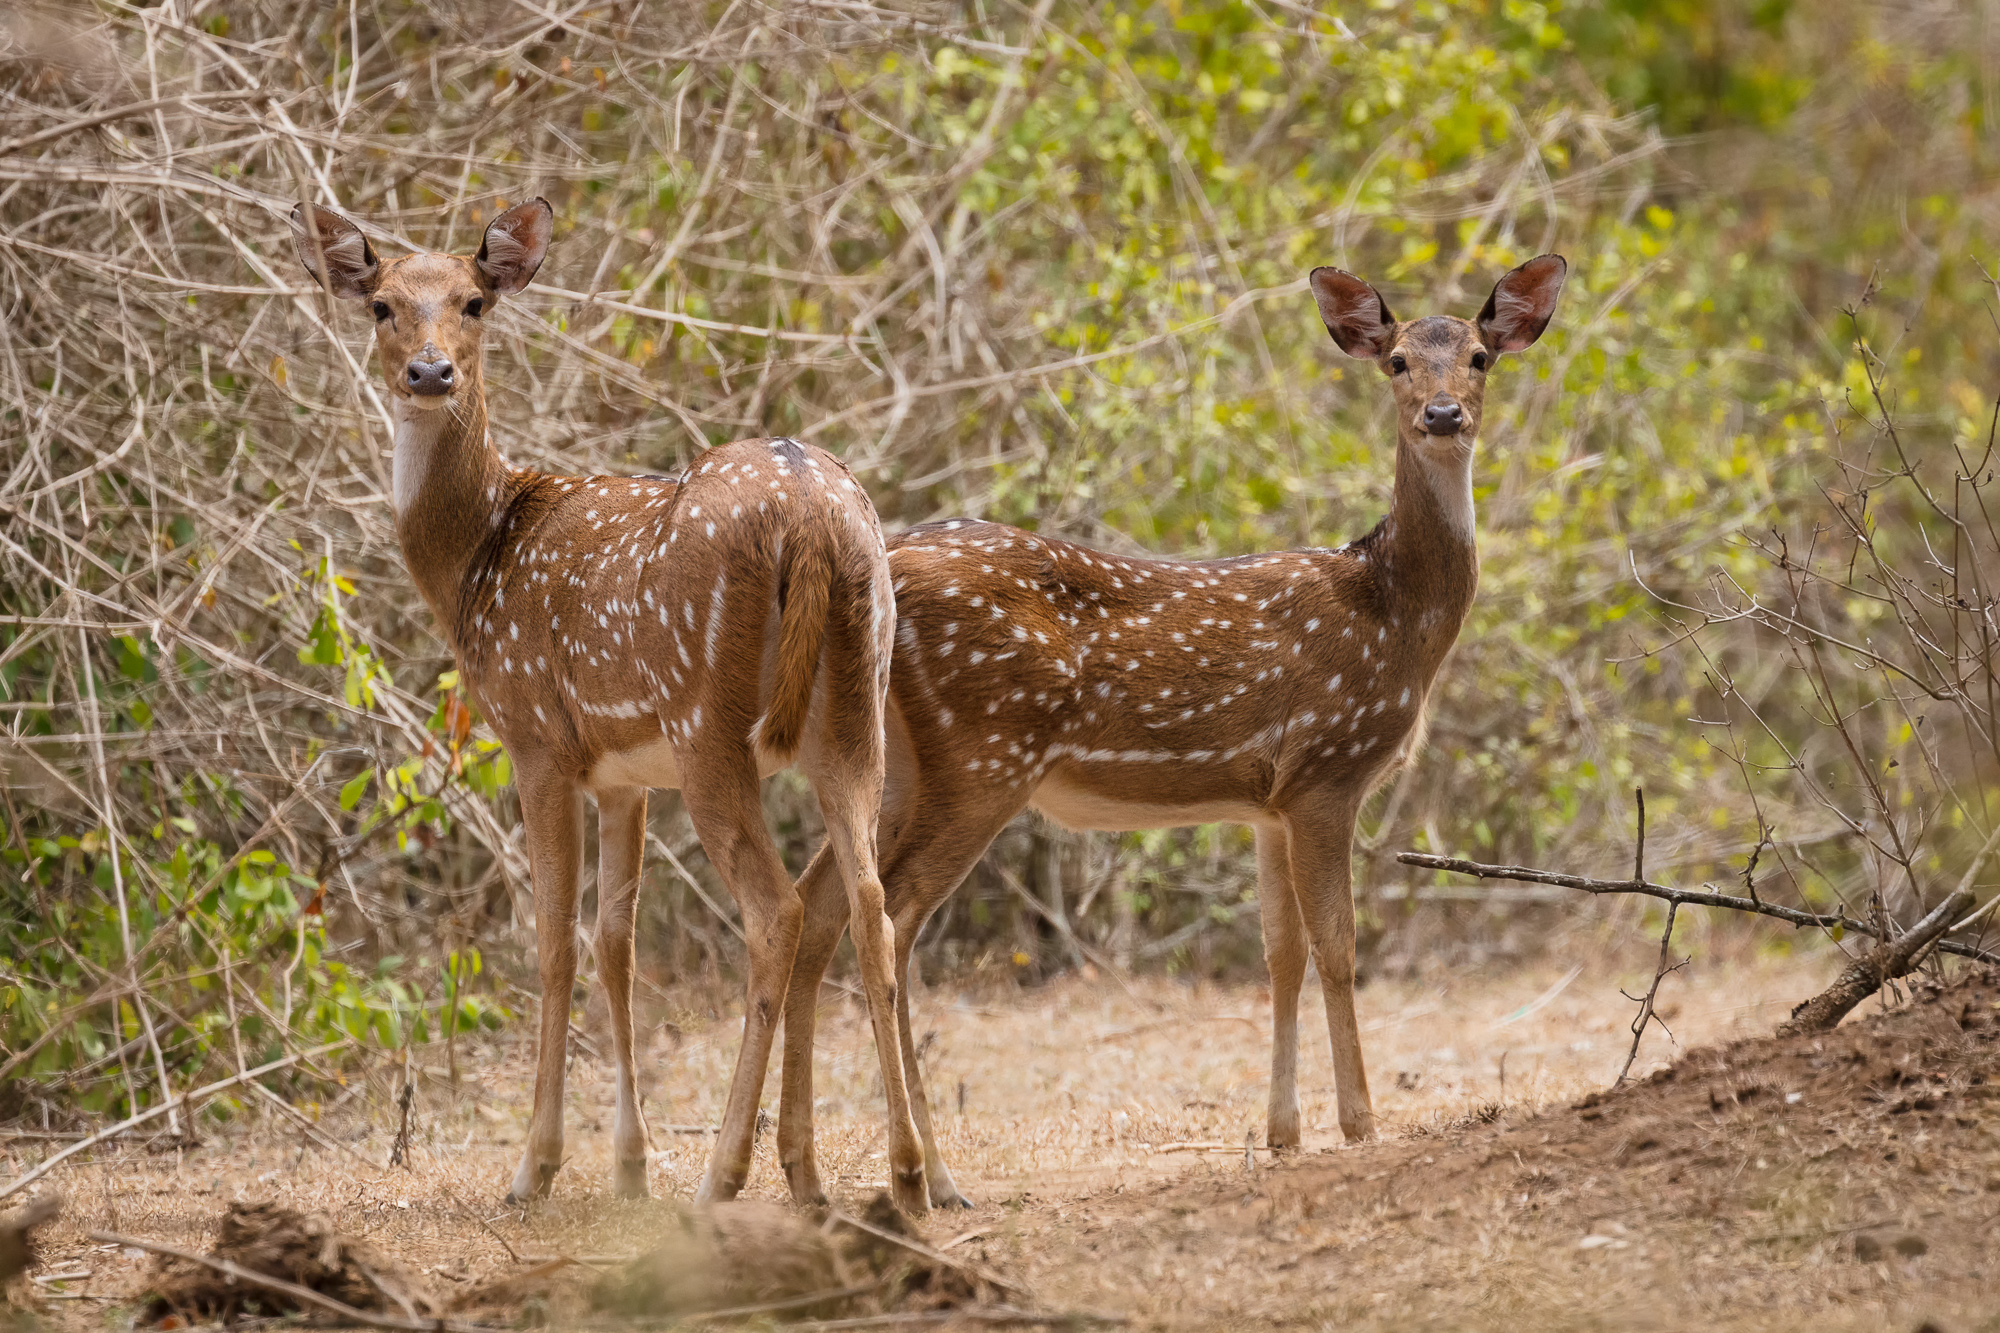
[289,198,931,1213]
[774,256,1568,1207]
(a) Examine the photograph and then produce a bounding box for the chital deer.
[775,257,1567,1207]
[289,198,929,1212]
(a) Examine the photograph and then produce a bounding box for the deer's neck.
[1372,435,1481,667]
[389,391,511,642]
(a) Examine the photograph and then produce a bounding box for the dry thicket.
[5,0,1997,1122]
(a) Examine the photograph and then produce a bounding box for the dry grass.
[16,940,1964,1330]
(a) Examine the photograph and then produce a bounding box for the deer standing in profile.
[289,198,931,1213]
[774,257,1568,1208]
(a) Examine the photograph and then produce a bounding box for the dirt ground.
[7,943,1999,1330]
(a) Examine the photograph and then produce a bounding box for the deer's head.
[288,199,553,417]
[1308,255,1567,452]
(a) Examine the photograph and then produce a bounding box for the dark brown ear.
[1308,267,1397,359]
[288,204,379,301]
[476,198,554,296]
[1477,254,1567,353]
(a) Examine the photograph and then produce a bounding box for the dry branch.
[1394,853,2000,964]
[1776,889,1975,1036]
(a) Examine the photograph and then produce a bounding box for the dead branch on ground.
[89,1230,486,1333]
[1776,888,1975,1036]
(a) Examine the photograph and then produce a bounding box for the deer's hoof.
[505,1161,559,1206]
[892,1166,931,1219]
[930,1184,975,1210]
[612,1158,650,1200]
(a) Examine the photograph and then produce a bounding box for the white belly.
[1028,775,1266,833]
[586,736,793,792]
[588,738,682,791]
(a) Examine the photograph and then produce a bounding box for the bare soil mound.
[1008,966,2000,1330]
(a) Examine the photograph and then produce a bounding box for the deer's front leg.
[1255,823,1308,1151]
[508,765,586,1203]
[595,786,650,1199]
[1284,793,1376,1142]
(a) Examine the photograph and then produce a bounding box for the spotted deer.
[775,257,1568,1207]
[289,199,929,1212]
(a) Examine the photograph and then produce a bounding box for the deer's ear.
[1477,254,1566,353]
[288,204,379,300]
[476,197,554,296]
[1308,267,1397,359]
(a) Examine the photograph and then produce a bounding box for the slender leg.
[507,763,586,1203]
[776,842,849,1207]
[891,926,972,1208]
[596,786,650,1199]
[1256,822,1309,1150]
[681,754,804,1205]
[812,764,927,1215]
[873,797,1021,1208]
[1283,792,1375,1142]
[778,762,1019,1211]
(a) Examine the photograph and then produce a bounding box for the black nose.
[1422,400,1463,436]
[406,357,454,397]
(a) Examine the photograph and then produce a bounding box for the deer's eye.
[371,301,392,322]
[464,298,484,319]
[1471,350,1488,371]
[1388,354,1407,374]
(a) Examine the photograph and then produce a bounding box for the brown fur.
[758,510,835,760]
[289,200,931,1213]
[775,257,1568,1208]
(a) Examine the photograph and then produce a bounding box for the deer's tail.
[753,519,834,762]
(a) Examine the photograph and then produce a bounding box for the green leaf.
[339,770,373,812]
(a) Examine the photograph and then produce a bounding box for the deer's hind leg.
[679,750,804,1204]
[595,785,651,1198]
[800,711,927,1215]
[776,842,850,1207]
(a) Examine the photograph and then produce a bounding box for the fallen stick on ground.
[824,1209,1028,1298]
[0,1041,352,1203]
[1777,889,1975,1036]
[1394,853,2000,965]
[87,1230,490,1333]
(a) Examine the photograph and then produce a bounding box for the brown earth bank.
[995,966,2000,1331]
[5,955,1998,1331]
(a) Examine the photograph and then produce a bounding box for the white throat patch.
[1418,443,1476,544]
[390,401,446,521]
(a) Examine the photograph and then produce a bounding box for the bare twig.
[1615,900,1687,1085]
[1394,853,2000,964]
